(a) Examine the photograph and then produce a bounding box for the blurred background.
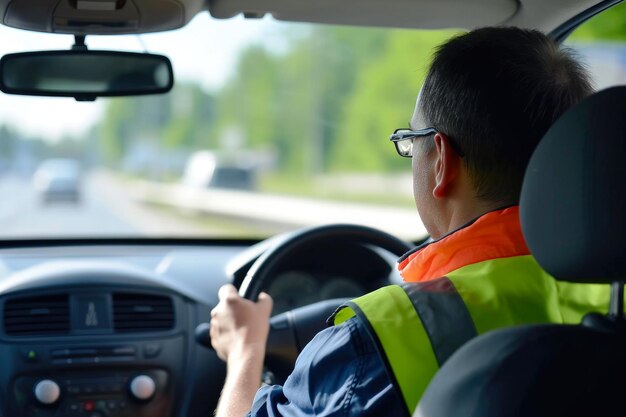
[0,3,621,240]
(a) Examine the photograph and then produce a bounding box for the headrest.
[521,86,626,283]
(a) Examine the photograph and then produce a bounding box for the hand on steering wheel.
[198,224,413,382]
[209,284,273,362]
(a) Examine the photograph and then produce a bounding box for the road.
[0,171,427,240]
[0,172,222,238]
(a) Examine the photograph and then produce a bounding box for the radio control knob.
[129,375,156,401]
[34,379,61,405]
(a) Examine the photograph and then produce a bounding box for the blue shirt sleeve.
[247,316,405,417]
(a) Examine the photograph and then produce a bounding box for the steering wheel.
[237,224,413,382]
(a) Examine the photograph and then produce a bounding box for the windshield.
[0,8,620,241]
[0,16,462,240]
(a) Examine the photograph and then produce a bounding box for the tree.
[331,30,458,172]
[569,2,626,42]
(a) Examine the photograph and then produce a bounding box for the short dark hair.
[420,26,592,204]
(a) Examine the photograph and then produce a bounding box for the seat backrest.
[415,86,626,417]
[415,323,626,417]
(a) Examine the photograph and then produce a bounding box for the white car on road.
[32,159,82,204]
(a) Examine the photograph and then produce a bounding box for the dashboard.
[0,237,404,417]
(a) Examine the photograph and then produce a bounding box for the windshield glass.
[0,16,461,240]
[3,8,619,242]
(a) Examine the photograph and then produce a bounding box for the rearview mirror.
[0,50,174,101]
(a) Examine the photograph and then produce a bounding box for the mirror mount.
[72,35,88,52]
[74,93,97,102]
[72,36,96,100]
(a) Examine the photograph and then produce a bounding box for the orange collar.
[398,206,530,282]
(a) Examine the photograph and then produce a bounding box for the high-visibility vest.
[331,255,611,416]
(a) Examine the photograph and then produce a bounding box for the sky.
[0,13,282,141]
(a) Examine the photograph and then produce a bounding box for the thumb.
[218,284,238,300]
[257,292,274,315]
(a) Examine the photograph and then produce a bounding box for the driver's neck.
[429,199,509,240]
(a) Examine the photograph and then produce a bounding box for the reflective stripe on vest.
[331,255,612,415]
[333,280,476,416]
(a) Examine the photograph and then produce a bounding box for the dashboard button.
[130,375,156,401]
[34,380,61,405]
[83,400,96,411]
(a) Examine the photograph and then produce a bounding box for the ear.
[432,133,462,199]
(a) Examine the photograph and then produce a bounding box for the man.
[210,27,600,417]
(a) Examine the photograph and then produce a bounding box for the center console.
[0,287,188,417]
[14,369,168,417]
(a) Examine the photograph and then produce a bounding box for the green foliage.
[99,98,134,165]
[211,26,420,175]
[569,2,626,41]
[94,26,459,175]
[216,46,282,150]
[331,30,458,172]
[163,84,216,148]
[163,116,195,148]
[97,83,215,165]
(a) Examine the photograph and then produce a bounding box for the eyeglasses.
[389,127,465,158]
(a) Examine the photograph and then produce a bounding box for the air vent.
[113,293,174,333]
[3,294,70,336]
